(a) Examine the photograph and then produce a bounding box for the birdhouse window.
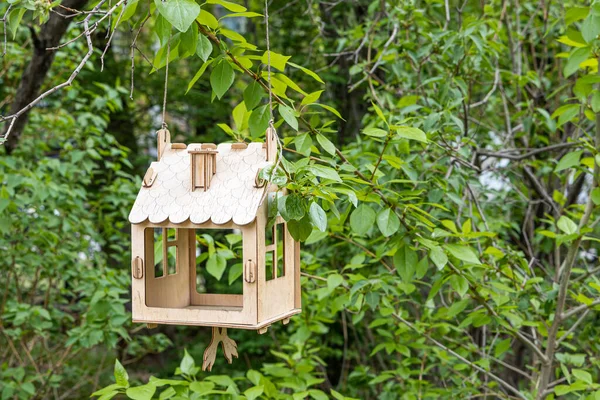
[194,230,243,296]
[265,221,285,281]
[153,228,178,278]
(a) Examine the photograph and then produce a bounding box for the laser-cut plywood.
[128,143,271,226]
[129,132,302,370]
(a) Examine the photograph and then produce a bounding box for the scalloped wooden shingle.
[129,143,270,226]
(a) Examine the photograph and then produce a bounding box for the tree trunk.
[3,0,88,154]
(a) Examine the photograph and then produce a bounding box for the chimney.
[189,144,218,191]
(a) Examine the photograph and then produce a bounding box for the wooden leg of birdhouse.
[146,323,157,329]
[202,327,238,372]
[258,326,269,335]
[282,318,290,325]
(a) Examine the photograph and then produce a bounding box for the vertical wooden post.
[157,128,171,161]
[266,126,277,162]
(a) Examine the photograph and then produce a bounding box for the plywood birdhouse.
[128,127,300,368]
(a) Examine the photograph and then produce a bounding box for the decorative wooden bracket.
[142,167,157,187]
[132,256,143,279]
[244,259,256,283]
[265,126,277,162]
[254,168,266,188]
[157,128,171,161]
[202,327,238,372]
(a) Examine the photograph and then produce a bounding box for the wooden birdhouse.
[128,127,300,369]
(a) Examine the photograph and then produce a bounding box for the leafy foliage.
[2,0,600,399]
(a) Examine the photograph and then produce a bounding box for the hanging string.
[259,0,286,206]
[264,0,274,125]
[161,33,171,129]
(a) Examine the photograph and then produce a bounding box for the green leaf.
[449,275,469,297]
[279,105,298,131]
[444,244,481,265]
[309,202,327,232]
[557,216,578,235]
[243,81,263,110]
[206,0,246,12]
[244,386,264,400]
[301,90,323,106]
[288,216,312,241]
[189,382,215,394]
[572,369,592,384]
[307,165,342,182]
[179,23,198,58]
[228,263,243,285]
[186,59,213,93]
[288,62,324,83]
[429,246,448,270]
[210,61,235,99]
[555,150,582,172]
[327,273,344,291]
[312,103,344,119]
[8,8,26,40]
[350,204,376,236]
[285,194,306,220]
[371,102,388,126]
[564,47,591,77]
[114,360,129,387]
[376,208,400,237]
[207,254,227,280]
[248,105,269,137]
[394,246,417,282]
[196,34,213,62]
[125,385,156,400]
[180,349,195,375]
[592,91,600,113]
[221,11,262,19]
[362,127,388,137]
[582,14,600,43]
[591,187,600,205]
[154,0,200,32]
[295,133,313,153]
[261,51,290,71]
[316,133,336,156]
[197,9,219,29]
[494,338,512,357]
[392,126,428,143]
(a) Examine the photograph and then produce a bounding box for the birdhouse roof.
[128,142,270,226]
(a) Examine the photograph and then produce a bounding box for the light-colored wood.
[294,240,301,309]
[258,326,268,335]
[156,128,171,161]
[143,167,157,187]
[254,168,266,188]
[130,135,302,334]
[147,323,157,329]
[132,308,301,329]
[191,294,243,308]
[202,327,238,371]
[132,256,143,279]
[265,126,277,162]
[244,259,256,283]
[129,143,270,226]
[144,227,190,308]
[190,148,217,192]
